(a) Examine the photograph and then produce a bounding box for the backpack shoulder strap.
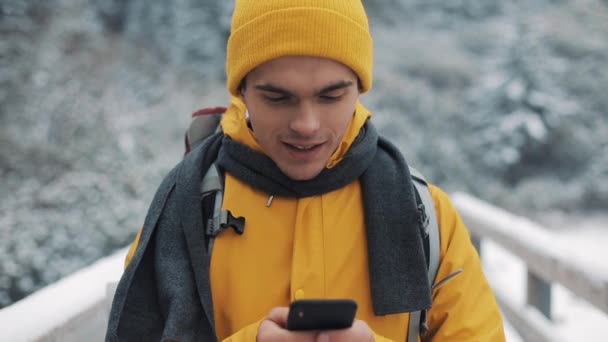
[201,162,245,254]
[201,162,222,195]
[409,167,440,285]
[408,166,440,342]
[186,106,244,253]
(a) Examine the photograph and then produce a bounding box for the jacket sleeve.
[426,185,506,341]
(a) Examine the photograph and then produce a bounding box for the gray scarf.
[106,122,431,342]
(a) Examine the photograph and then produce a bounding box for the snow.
[550,219,608,276]
[500,110,548,142]
[0,248,127,341]
[503,318,524,342]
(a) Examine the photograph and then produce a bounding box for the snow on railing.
[0,248,126,341]
[452,192,608,342]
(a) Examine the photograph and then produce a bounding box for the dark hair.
[238,76,363,94]
[238,78,247,95]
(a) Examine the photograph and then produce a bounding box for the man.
[107,1,506,341]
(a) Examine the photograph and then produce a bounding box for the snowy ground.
[484,216,608,342]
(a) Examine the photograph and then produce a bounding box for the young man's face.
[240,55,360,181]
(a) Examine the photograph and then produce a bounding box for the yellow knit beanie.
[226,0,373,96]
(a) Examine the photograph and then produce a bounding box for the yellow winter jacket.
[125,98,505,341]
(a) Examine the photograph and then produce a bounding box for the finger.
[319,320,373,342]
[258,318,317,342]
[266,306,289,327]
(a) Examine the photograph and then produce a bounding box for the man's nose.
[289,102,320,137]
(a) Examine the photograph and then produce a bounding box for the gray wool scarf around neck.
[216,122,432,314]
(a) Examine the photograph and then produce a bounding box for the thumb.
[316,332,330,342]
[266,307,289,328]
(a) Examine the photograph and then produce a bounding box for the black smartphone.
[286,299,358,331]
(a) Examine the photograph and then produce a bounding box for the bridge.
[0,193,606,341]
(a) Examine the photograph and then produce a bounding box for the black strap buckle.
[207,209,245,236]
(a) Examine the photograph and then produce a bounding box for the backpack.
[184,107,440,342]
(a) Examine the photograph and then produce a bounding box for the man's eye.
[320,94,343,102]
[264,95,289,103]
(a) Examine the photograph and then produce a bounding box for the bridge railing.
[0,248,126,341]
[452,192,608,342]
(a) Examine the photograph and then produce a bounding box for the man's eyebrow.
[316,80,354,95]
[254,84,295,97]
[254,80,354,97]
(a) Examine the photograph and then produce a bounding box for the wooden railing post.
[527,271,552,320]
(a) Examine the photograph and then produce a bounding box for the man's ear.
[238,77,247,97]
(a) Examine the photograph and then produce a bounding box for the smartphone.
[286,299,358,331]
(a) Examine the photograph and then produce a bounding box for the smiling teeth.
[293,144,313,150]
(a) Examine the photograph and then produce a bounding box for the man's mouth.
[284,142,324,159]
[290,144,317,151]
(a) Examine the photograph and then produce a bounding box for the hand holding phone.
[286,299,358,331]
